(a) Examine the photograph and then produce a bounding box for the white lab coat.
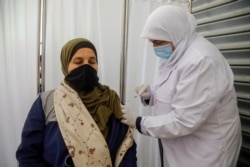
[140,5,242,167]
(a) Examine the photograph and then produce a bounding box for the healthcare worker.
[121,4,242,167]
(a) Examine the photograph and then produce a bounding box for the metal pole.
[188,0,192,13]
[120,0,129,104]
[37,0,46,93]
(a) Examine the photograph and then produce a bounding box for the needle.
[126,95,138,104]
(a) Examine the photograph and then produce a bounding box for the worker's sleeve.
[16,96,48,167]
[140,58,226,138]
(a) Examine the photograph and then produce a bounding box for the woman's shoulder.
[40,89,54,98]
[39,89,56,124]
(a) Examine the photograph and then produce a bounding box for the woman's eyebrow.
[89,56,96,60]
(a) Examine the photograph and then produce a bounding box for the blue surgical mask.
[154,44,173,59]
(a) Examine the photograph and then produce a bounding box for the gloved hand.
[120,104,137,128]
[135,84,151,99]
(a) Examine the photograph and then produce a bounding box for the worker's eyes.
[153,40,165,45]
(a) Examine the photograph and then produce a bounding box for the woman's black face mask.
[65,64,99,91]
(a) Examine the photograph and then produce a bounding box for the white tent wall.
[0,0,187,167]
[0,1,39,167]
[44,0,123,93]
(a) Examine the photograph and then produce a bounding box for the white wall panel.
[193,0,250,166]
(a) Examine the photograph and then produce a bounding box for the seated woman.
[16,38,137,167]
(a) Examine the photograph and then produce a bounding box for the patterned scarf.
[54,81,133,167]
[76,82,123,139]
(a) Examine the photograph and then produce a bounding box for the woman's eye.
[89,61,95,64]
[89,58,97,64]
[75,60,82,64]
[72,59,82,64]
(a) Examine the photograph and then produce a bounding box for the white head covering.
[141,5,197,46]
[141,5,198,81]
